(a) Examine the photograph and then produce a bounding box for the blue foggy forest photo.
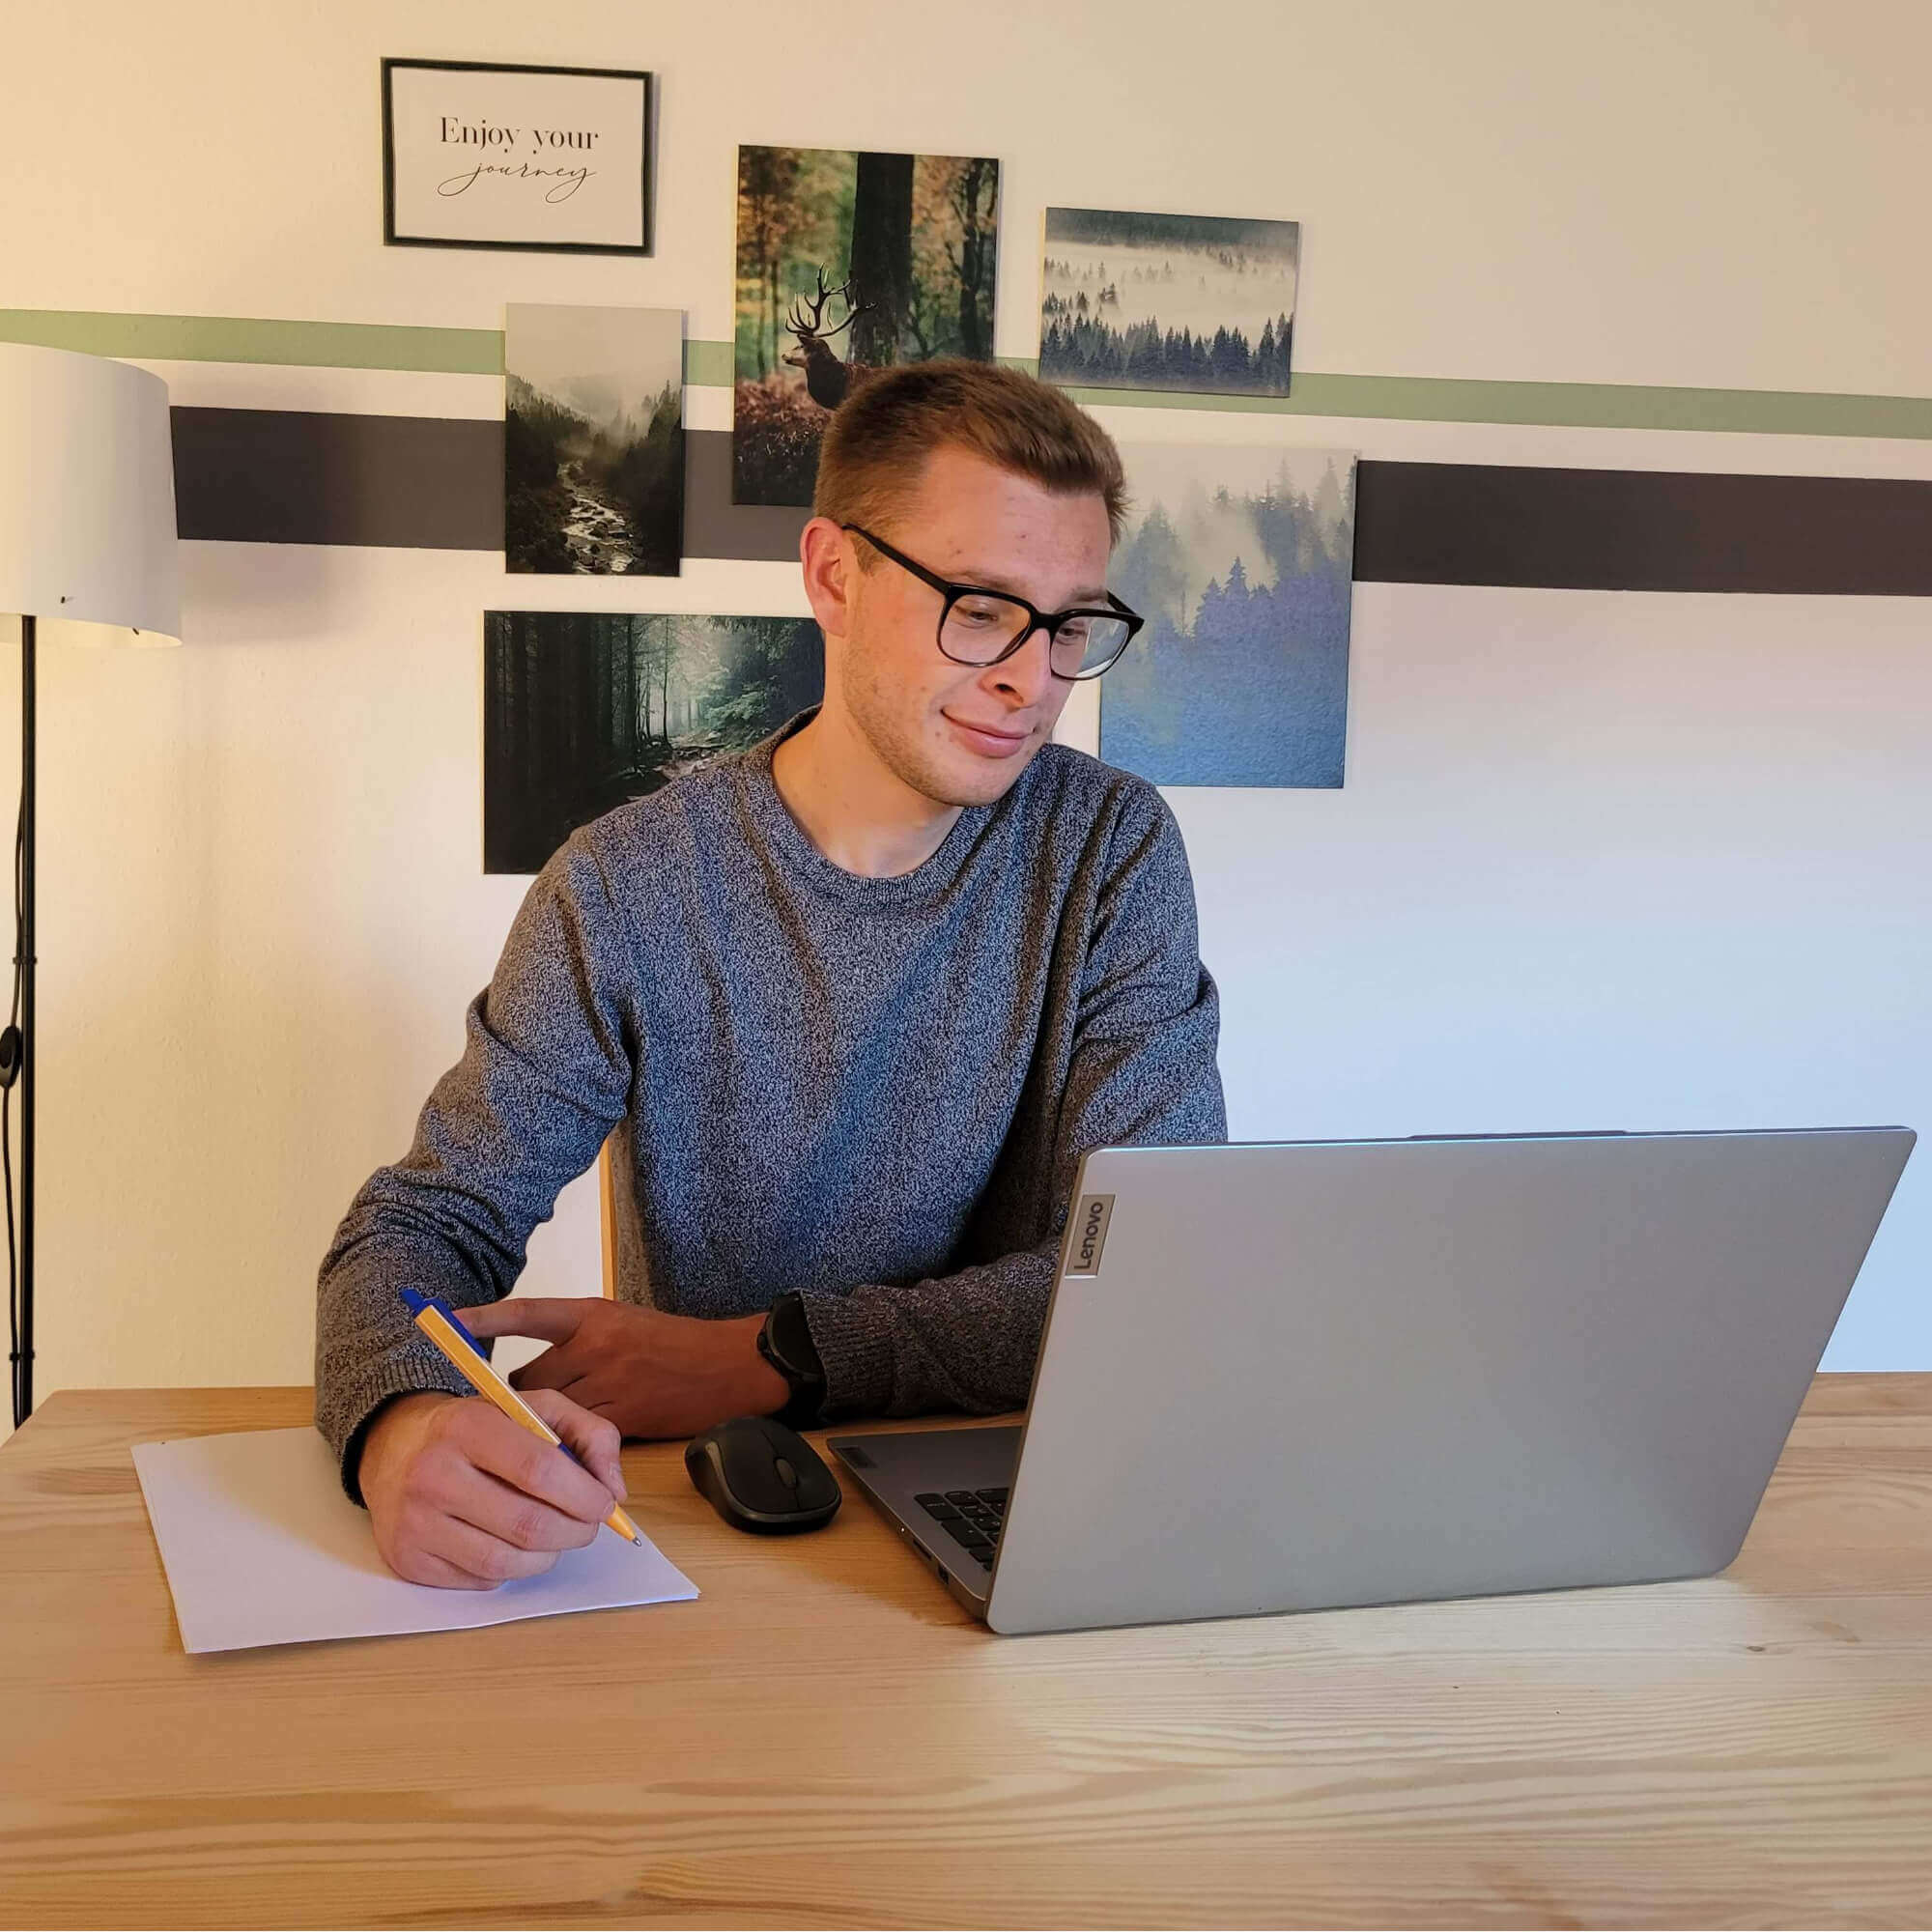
[1100,444,1356,788]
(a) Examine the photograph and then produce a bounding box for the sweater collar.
[739,707,1004,906]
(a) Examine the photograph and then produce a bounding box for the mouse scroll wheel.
[774,1456,799,1489]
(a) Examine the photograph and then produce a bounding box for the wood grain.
[2,1378,1929,1929]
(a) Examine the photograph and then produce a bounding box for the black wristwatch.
[756,1291,827,1429]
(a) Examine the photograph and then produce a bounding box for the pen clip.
[398,1285,490,1361]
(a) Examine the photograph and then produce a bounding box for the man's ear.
[800,517,857,645]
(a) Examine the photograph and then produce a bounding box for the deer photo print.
[483,610,825,872]
[733,143,1001,505]
[1038,208,1299,398]
[504,302,685,575]
[1099,443,1356,789]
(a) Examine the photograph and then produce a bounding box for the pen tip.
[633,1533,644,1546]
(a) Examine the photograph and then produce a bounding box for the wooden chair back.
[598,1138,619,1299]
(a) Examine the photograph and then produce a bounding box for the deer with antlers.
[781,267,880,411]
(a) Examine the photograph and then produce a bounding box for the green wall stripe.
[685,339,734,387]
[6,308,1931,440]
[1008,363,1932,440]
[0,308,505,375]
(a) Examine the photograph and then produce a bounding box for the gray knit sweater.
[314,710,1227,1502]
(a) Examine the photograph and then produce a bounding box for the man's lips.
[943,712,1033,756]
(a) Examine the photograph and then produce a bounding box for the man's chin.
[928,738,1043,808]
[846,696,1044,812]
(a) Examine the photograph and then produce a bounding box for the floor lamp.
[0,342,181,1429]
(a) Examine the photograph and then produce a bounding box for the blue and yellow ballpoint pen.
[398,1286,645,1547]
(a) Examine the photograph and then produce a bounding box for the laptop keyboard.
[914,1489,1008,1571]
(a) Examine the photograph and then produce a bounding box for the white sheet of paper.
[131,1427,698,1654]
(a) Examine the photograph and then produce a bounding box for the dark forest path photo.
[484,611,824,872]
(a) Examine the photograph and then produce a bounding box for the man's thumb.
[530,1391,628,1500]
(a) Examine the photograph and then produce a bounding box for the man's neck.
[770,706,963,879]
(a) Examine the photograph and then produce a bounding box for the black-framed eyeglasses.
[840,524,1143,680]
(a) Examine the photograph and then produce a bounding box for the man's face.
[815,444,1113,810]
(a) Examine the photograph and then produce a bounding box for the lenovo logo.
[1065,1193,1115,1276]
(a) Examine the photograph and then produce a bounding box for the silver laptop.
[828,1126,1914,1635]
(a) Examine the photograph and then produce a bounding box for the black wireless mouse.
[684,1414,842,1534]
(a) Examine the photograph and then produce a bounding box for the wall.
[3,0,1928,1435]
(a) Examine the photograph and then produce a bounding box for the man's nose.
[987,622,1057,702]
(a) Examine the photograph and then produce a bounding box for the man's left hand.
[460,1297,791,1440]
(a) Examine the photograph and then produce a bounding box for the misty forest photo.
[484,610,824,872]
[733,143,1000,505]
[504,303,685,577]
[1101,444,1356,789]
[1038,207,1299,398]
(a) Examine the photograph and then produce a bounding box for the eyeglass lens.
[941,593,1131,677]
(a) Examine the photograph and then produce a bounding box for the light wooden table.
[3,1378,1930,1929]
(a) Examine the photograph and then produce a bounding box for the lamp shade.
[0,341,181,645]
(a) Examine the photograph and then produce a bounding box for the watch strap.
[757,1292,826,1428]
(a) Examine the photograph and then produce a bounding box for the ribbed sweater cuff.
[796,1289,895,1421]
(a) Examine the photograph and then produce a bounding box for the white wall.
[3,0,1928,1432]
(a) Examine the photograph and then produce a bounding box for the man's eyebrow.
[956,566,1111,605]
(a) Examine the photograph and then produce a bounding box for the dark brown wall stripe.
[1352,463,1932,595]
[169,408,806,560]
[169,407,1932,593]
[172,409,499,551]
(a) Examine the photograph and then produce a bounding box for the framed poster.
[382,59,653,254]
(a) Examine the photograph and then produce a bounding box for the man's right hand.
[355,1388,630,1590]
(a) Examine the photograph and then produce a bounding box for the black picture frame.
[381,57,655,256]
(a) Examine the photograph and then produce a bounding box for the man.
[315,358,1227,1590]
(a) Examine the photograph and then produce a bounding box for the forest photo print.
[484,610,823,872]
[1039,207,1299,398]
[504,303,685,576]
[734,143,1000,505]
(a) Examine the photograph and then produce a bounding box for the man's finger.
[545,1377,624,1435]
[438,1463,598,1560]
[425,1497,571,1581]
[458,1401,617,1524]
[526,1387,628,1497]
[507,1344,585,1395]
[459,1296,594,1344]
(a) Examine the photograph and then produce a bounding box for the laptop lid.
[984,1127,1914,1636]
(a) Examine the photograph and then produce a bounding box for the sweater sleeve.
[313,833,635,1502]
[797,785,1228,1420]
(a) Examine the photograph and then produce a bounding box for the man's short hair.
[812,357,1129,549]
